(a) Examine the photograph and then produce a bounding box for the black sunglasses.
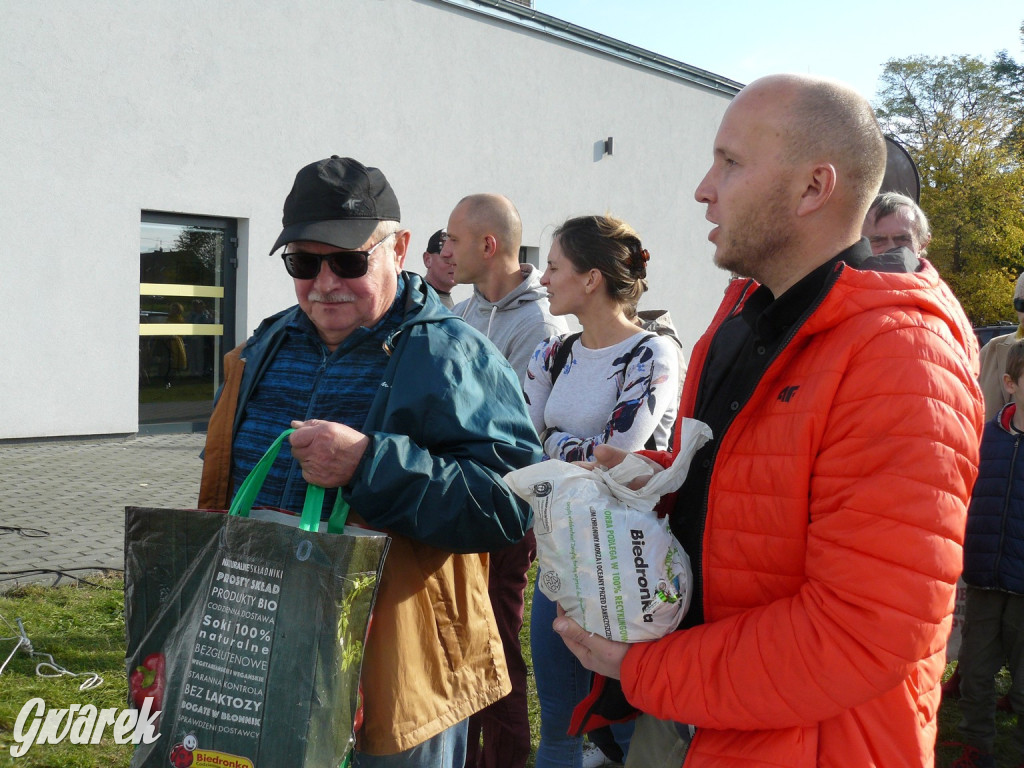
[1015,298,1024,313]
[281,232,396,280]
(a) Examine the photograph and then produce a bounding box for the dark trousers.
[465,531,537,768]
[958,584,1024,757]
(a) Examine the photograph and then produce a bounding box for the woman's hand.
[574,444,663,490]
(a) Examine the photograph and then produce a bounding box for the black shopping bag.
[124,429,389,768]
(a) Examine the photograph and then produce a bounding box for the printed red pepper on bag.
[129,652,165,712]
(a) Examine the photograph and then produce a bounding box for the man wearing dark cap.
[423,229,456,309]
[199,156,541,767]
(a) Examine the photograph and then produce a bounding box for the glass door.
[139,212,237,432]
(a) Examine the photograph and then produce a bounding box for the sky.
[534,1,1023,102]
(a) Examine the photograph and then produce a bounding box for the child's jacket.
[964,402,1024,594]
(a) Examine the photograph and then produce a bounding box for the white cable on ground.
[0,612,103,690]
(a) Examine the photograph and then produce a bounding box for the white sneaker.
[582,741,621,768]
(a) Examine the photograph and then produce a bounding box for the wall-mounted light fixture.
[604,137,614,156]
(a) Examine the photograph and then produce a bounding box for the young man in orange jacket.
[554,74,984,768]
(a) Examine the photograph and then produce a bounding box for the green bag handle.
[228,428,351,533]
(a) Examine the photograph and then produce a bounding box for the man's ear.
[482,234,497,259]
[393,230,411,270]
[1004,372,1018,397]
[795,163,837,217]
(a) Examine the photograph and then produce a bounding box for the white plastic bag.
[505,418,712,642]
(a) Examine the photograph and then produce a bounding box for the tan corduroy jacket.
[978,330,1021,421]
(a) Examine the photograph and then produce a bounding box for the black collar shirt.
[671,245,864,628]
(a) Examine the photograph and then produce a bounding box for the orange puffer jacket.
[625,260,983,767]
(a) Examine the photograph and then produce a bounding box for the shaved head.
[455,194,523,260]
[695,74,888,295]
[749,74,886,214]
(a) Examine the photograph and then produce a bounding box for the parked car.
[974,323,1017,347]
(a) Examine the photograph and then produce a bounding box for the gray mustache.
[308,291,357,303]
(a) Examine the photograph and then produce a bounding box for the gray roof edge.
[434,0,744,96]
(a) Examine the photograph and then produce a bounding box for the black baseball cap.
[426,229,445,254]
[270,156,401,254]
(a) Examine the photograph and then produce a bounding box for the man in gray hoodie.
[442,193,567,768]
[444,194,568,382]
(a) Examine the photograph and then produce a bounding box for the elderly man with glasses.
[199,155,541,768]
[861,191,932,257]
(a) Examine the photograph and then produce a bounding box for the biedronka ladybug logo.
[168,733,253,768]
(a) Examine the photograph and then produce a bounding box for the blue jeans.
[531,581,633,768]
[354,720,468,768]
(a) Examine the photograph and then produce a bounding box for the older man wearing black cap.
[423,229,456,309]
[199,156,541,768]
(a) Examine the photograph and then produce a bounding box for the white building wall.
[0,0,737,440]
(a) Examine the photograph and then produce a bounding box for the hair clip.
[630,247,649,276]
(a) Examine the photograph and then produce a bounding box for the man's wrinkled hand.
[289,419,369,488]
[553,605,629,680]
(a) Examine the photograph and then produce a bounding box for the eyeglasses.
[281,232,397,280]
[1015,297,1024,313]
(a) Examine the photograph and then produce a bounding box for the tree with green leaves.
[994,23,1024,159]
[874,40,1024,325]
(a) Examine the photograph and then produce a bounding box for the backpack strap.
[549,332,583,386]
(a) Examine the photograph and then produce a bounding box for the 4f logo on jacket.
[777,385,800,403]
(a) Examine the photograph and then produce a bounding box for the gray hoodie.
[454,263,569,385]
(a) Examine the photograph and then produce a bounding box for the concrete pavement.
[0,432,206,592]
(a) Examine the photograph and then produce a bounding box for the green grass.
[523,562,541,766]
[0,575,132,768]
[0,572,1010,768]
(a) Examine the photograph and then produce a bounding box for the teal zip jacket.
[203,271,540,553]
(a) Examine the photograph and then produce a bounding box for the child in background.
[956,339,1024,768]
